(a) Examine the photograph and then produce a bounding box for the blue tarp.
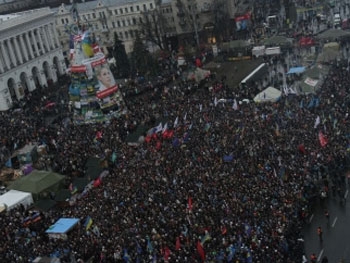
[287,67,306,74]
[46,218,80,234]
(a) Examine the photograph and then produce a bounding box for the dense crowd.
[0,58,350,263]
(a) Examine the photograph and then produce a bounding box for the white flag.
[314,115,320,129]
[162,123,168,133]
[183,112,187,121]
[174,117,179,128]
[214,97,218,107]
[232,99,238,110]
[155,122,163,133]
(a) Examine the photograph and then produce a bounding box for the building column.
[50,24,59,48]
[37,28,45,54]
[7,38,17,67]
[13,36,23,64]
[45,25,54,49]
[31,30,39,57]
[0,52,4,73]
[41,26,50,52]
[0,41,11,70]
[24,32,34,59]
[19,34,29,62]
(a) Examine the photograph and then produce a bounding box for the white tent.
[253,87,282,103]
[0,190,33,210]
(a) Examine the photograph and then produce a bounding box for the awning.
[287,67,306,74]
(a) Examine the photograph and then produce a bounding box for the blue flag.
[147,236,153,253]
[123,249,131,263]
[5,158,12,168]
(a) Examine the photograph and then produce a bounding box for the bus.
[240,63,268,90]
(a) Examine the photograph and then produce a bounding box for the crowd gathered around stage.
[1,58,350,263]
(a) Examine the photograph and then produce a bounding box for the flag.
[314,115,320,128]
[214,97,218,107]
[5,158,12,168]
[275,123,280,136]
[246,248,253,263]
[136,240,143,255]
[227,245,236,262]
[96,130,103,139]
[123,249,131,263]
[162,246,171,261]
[244,223,251,236]
[174,116,179,128]
[84,216,93,231]
[232,99,238,110]
[69,35,75,60]
[197,241,205,261]
[319,131,328,147]
[155,123,163,133]
[204,123,211,132]
[183,112,187,121]
[188,197,193,211]
[147,236,153,253]
[93,177,102,187]
[299,99,304,108]
[111,152,117,163]
[162,123,168,134]
[175,236,181,250]
[200,230,211,245]
[71,185,78,195]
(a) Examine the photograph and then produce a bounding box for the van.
[334,13,341,26]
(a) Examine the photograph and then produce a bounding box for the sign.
[304,77,318,87]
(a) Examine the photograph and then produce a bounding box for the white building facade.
[0,7,66,111]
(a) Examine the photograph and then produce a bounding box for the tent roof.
[55,189,71,202]
[316,29,350,40]
[0,190,33,210]
[263,36,293,46]
[33,199,56,211]
[253,87,282,103]
[8,170,65,194]
[46,218,80,234]
[287,67,306,74]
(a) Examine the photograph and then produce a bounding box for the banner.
[235,13,251,31]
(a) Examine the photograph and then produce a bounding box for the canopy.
[85,157,104,180]
[8,170,65,200]
[263,36,293,46]
[46,218,80,234]
[287,67,306,74]
[0,190,33,210]
[316,29,350,40]
[253,87,282,103]
[187,68,211,83]
[33,199,56,211]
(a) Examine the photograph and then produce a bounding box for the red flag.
[298,144,306,154]
[318,131,328,147]
[156,140,162,150]
[221,225,227,235]
[175,237,181,250]
[197,241,205,261]
[162,246,171,261]
[188,197,193,211]
[93,177,102,187]
[96,131,103,139]
[145,135,152,143]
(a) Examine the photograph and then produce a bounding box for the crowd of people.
[0,55,350,263]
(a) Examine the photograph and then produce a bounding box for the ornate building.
[0,7,66,111]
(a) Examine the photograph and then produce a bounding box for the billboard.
[235,12,251,31]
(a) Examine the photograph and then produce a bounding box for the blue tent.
[287,67,306,74]
[46,218,80,234]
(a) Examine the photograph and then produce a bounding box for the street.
[303,188,350,262]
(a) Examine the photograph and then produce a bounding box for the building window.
[130,6,133,12]
[61,18,64,24]
[139,17,142,23]
[143,4,146,11]
[136,5,139,11]
[130,30,134,38]
[120,8,123,14]
[65,18,69,23]
[114,9,118,15]
[125,7,128,13]
[87,14,91,19]
[132,17,136,25]
[150,3,153,9]
[122,20,126,27]
[125,31,128,39]
[127,19,131,26]
[95,24,99,30]
[119,32,123,39]
[117,21,121,27]
[112,22,116,28]
[92,13,96,19]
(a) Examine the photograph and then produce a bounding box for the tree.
[138,0,169,50]
[211,0,232,42]
[175,0,200,48]
[112,32,130,78]
[130,33,159,77]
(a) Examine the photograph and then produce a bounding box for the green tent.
[316,29,350,40]
[85,157,104,180]
[55,189,71,202]
[8,170,65,200]
[33,199,57,211]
